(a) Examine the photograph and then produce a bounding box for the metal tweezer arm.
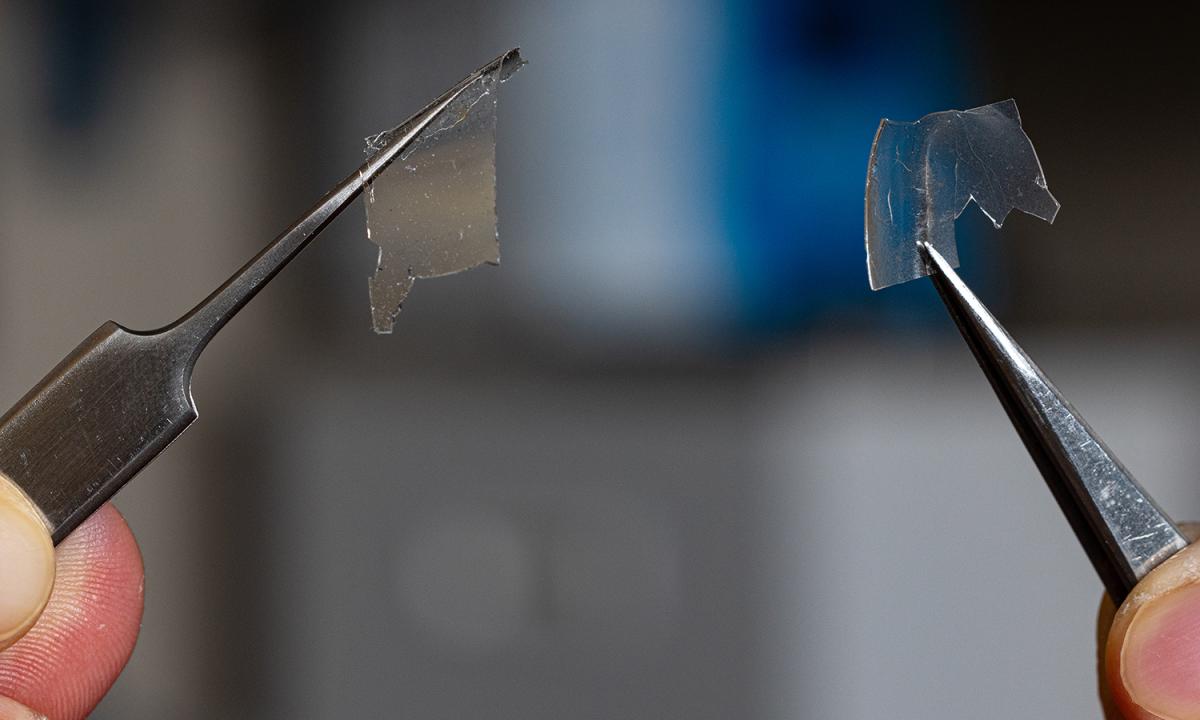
[0,50,519,544]
[921,242,1188,602]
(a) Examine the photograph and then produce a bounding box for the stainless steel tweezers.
[0,50,520,544]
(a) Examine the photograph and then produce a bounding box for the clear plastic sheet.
[864,99,1060,290]
[364,52,524,333]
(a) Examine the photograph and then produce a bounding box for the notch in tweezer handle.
[921,242,1188,602]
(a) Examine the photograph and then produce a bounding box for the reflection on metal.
[923,243,1187,602]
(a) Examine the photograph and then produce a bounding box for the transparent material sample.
[864,99,1060,290]
[364,51,524,333]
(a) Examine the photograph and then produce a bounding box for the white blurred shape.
[503,0,736,350]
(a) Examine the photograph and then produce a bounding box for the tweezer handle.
[922,243,1188,602]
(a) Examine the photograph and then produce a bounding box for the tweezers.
[0,50,520,545]
[921,242,1189,602]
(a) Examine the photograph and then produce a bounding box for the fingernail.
[1123,583,1200,719]
[0,478,54,650]
[0,695,47,720]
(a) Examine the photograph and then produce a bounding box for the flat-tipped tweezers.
[921,242,1189,602]
[0,50,521,545]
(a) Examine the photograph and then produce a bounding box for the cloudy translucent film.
[864,99,1060,290]
[364,52,523,333]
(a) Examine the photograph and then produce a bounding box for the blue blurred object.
[718,0,973,333]
[45,0,123,131]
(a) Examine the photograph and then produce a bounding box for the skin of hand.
[1101,524,1200,719]
[0,476,144,720]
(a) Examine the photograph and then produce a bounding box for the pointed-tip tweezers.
[922,242,1189,602]
[0,49,522,545]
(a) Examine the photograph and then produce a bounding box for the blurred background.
[1,1,1199,717]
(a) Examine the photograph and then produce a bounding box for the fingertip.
[0,479,55,653]
[1107,541,1200,720]
[0,503,144,720]
[1121,583,1200,719]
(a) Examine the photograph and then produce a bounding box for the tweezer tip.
[923,238,1187,600]
[489,48,526,81]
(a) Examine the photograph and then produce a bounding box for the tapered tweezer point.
[865,101,1188,602]
[921,242,1186,602]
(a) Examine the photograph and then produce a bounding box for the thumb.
[0,478,54,653]
[1103,525,1200,719]
[0,697,45,720]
